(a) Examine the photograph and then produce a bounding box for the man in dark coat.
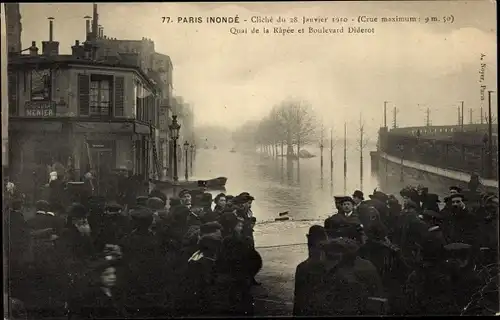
[213,212,261,315]
[293,225,328,316]
[441,193,479,246]
[121,207,163,317]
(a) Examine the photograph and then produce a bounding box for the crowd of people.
[5,181,262,319]
[295,182,499,316]
[4,171,500,318]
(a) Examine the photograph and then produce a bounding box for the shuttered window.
[8,72,18,115]
[78,74,90,116]
[114,76,125,117]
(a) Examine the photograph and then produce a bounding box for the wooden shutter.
[114,76,125,117]
[8,72,18,115]
[78,74,90,116]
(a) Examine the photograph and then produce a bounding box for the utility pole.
[469,108,473,124]
[392,107,398,129]
[343,122,347,194]
[383,101,388,128]
[426,108,431,127]
[460,101,464,131]
[480,106,484,124]
[487,91,494,178]
[457,107,461,126]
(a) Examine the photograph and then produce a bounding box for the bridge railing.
[382,132,498,180]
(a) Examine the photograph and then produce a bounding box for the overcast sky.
[20,1,497,137]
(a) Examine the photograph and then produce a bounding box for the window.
[89,75,113,116]
[30,69,51,101]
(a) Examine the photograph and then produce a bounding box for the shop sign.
[25,101,56,117]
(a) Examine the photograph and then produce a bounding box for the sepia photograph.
[1,1,499,318]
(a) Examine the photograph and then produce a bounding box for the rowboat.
[151,176,228,190]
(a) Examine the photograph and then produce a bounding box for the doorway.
[87,140,115,196]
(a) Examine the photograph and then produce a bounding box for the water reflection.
[187,145,379,222]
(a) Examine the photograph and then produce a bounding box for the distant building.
[4,2,22,53]
[7,12,160,194]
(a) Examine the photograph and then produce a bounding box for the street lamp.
[183,141,189,180]
[190,144,195,171]
[169,115,181,182]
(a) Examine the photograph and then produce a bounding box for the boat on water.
[230,148,236,153]
[151,176,228,191]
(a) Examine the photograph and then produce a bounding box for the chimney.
[84,16,91,38]
[48,17,54,41]
[42,17,60,56]
[71,40,85,59]
[92,3,99,41]
[29,41,39,56]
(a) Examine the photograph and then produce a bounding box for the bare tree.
[356,114,370,190]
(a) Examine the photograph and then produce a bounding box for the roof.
[8,54,158,91]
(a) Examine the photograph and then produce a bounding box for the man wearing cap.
[235,193,256,246]
[179,189,193,209]
[352,190,364,208]
[441,193,479,246]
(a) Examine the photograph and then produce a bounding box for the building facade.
[7,45,160,193]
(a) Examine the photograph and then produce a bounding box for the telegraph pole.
[457,107,461,126]
[392,107,398,129]
[425,108,431,127]
[383,101,388,128]
[320,124,324,172]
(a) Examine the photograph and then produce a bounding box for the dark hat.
[130,207,154,220]
[239,192,250,197]
[333,196,344,203]
[421,210,443,220]
[68,203,88,218]
[136,196,149,206]
[147,197,165,210]
[214,193,226,203]
[352,190,364,199]
[400,187,418,198]
[339,196,355,205]
[449,186,462,193]
[178,189,191,198]
[250,216,257,223]
[226,195,234,200]
[319,237,360,256]
[105,201,123,211]
[444,243,472,251]
[149,189,167,204]
[369,191,389,202]
[200,221,223,235]
[35,200,50,212]
[444,193,466,203]
[307,225,328,244]
[237,193,255,202]
[425,193,441,203]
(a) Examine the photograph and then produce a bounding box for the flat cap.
[147,197,165,210]
[105,201,123,211]
[449,186,462,193]
[339,196,355,205]
[136,196,149,206]
[35,200,51,212]
[130,207,154,220]
[178,189,191,198]
[200,221,223,235]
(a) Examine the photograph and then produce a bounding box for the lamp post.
[190,144,195,172]
[183,141,189,181]
[169,115,181,182]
